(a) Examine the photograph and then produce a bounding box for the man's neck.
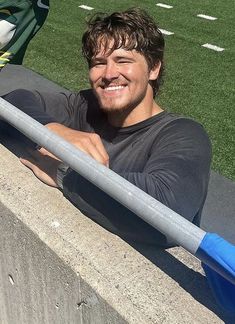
[108,100,163,128]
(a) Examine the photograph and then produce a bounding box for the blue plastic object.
[196,233,235,315]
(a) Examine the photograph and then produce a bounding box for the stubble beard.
[94,86,148,117]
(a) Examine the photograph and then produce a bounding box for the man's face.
[89,43,158,114]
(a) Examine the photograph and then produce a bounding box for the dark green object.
[0,0,49,69]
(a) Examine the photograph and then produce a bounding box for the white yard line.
[79,5,94,10]
[202,43,224,52]
[159,28,174,36]
[156,3,173,9]
[197,14,217,21]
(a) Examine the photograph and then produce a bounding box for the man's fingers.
[38,147,61,161]
[86,145,108,166]
[20,157,35,170]
[20,152,44,173]
[37,147,49,156]
[73,142,105,166]
[90,134,109,166]
[19,153,60,188]
[20,149,41,169]
[75,136,109,166]
[44,124,109,166]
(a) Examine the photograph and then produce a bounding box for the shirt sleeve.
[2,88,78,126]
[1,88,83,150]
[120,119,212,225]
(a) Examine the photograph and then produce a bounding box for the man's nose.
[103,61,119,80]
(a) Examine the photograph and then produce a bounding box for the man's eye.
[90,61,103,67]
[118,60,132,64]
[94,61,106,65]
[93,62,106,68]
[117,59,133,65]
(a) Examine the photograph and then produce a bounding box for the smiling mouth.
[102,85,126,92]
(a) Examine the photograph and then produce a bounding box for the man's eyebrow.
[91,51,136,63]
[93,55,135,61]
[93,56,106,60]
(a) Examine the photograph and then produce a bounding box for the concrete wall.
[0,139,233,323]
[0,204,127,324]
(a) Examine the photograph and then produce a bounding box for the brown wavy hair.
[82,8,165,97]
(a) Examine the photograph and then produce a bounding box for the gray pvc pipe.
[0,97,206,254]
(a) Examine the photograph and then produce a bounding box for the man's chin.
[99,99,124,113]
[100,106,121,113]
[99,97,139,115]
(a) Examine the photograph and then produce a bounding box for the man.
[2,8,211,246]
[0,0,49,69]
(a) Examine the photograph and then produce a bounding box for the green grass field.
[24,0,235,180]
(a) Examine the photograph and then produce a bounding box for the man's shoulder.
[146,111,211,148]
[158,111,198,123]
[155,112,211,150]
[156,112,206,133]
[146,111,203,132]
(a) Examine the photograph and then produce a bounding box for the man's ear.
[149,62,161,81]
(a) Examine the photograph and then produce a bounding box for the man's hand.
[20,150,61,187]
[41,123,109,167]
[20,123,109,188]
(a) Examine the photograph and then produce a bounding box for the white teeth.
[105,85,125,91]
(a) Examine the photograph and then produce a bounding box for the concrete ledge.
[201,173,235,244]
[0,64,68,94]
[0,139,234,323]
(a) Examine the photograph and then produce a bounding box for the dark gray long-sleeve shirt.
[3,89,212,246]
